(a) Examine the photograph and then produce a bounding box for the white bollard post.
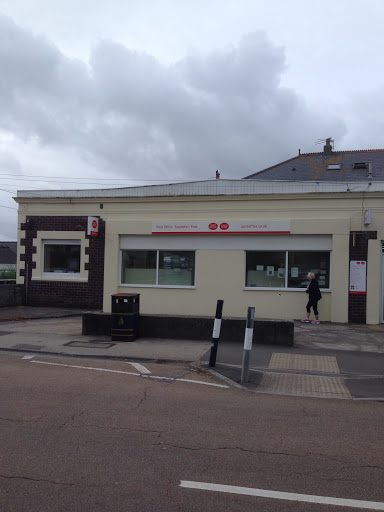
[241,307,255,384]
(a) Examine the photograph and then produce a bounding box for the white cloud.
[3,4,384,239]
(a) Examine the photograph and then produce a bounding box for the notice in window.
[267,266,274,277]
[349,260,367,294]
[290,267,298,278]
[256,265,264,271]
[278,268,285,278]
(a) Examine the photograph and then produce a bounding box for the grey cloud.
[0,14,346,181]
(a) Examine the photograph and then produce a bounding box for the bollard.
[209,300,224,367]
[241,306,255,384]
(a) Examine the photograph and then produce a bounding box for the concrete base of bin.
[83,312,294,346]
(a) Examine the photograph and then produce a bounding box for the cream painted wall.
[16,190,384,323]
[330,235,350,323]
[108,248,331,320]
[367,239,381,324]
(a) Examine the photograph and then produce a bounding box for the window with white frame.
[245,251,330,289]
[121,250,195,287]
[43,240,81,276]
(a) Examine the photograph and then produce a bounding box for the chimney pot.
[216,170,220,179]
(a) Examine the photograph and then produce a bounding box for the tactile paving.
[269,353,340,374]
[258,373,351,398]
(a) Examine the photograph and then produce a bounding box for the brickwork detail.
[348,231,377,323]
[23,216,105,309]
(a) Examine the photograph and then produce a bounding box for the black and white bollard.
[209,300,224,367]
[241,306,255,384]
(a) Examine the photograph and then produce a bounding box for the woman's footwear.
[312,320,320,325]
[301,318,311,323]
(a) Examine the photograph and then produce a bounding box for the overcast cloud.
[0,1,384,240]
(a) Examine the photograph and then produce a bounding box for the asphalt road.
[1,352,383,511]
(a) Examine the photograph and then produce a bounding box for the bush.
[0,267,16,280]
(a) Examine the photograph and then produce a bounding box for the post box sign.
[152,221,291,234]
[87,216,99,236]
[349,260,367,294]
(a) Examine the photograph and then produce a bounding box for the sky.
[1,0,384,240]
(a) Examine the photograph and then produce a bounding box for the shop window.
[121,250,195,287]
[245,250,330,289]
[121,250,157,285]
[246,251,286,288]
[288,251,330,289]
[158,251,195,286]
[43,241,81,276]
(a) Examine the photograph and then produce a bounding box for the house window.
[246,251,330,289]
[353,162,367,170]
[327,164,341,170]
[43,240,81,276]
[121,250,195,287]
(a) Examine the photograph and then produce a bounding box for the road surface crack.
[55,410,86,432]
[0,474,74,486]
[0,416,41,424]
[130,387,150,412]
[163,444,304,457]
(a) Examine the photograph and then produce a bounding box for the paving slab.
[0,316,211,363]
[0,306,85,321]
[257,372,352,399]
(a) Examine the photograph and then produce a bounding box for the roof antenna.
[298,148,301,155]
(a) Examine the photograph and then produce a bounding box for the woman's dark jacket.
[306,279,322,301]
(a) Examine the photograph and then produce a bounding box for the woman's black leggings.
[306,299,318,316]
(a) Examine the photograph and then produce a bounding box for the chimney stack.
[216,170,220,179]
[324,138,333,155]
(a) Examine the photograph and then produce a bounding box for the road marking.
[29,361,229,389]
[22,355,35,360]
[141,375,229,388]
[126,362,151,374]
[179,481,384,510]
[175,378,228,388]
[31,360,140,376]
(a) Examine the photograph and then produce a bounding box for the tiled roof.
[244,149,384,182]
[0,241,17,254]
[0,245,17,265]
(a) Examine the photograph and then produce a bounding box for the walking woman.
[301,272,322,324]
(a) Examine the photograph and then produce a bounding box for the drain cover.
[12,344,46,350]
[64,341,115,349]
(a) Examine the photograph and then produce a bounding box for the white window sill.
[119,283,195,289]
[32,275,88,283]
[244,287,331,292]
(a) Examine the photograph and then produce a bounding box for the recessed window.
[43,240,81,276]
[353,162,367,169]
[121,250,195,287]
[245,250,330,289]
[327,164,341,170]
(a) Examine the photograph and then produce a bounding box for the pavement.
[0,306,383,401]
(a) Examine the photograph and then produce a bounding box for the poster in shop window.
[349,261,367,294]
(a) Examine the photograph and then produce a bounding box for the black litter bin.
[111,293,140,341]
